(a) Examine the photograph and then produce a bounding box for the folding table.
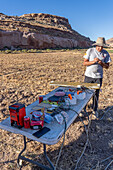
[0,86,95,169]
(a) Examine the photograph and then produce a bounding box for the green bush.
[107,50,113,53]
[22,49,27,53]
[27,49,38,53]
[46,49,51,52]
[5,50,11,53]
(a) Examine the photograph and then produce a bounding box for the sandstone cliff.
[106,38,113,47]
[0,13,92,49]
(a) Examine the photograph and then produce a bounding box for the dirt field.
[0,50,113,170]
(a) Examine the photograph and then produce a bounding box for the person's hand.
[98,60,102,64]
[94,58,100,63]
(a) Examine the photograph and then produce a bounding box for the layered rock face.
[0,13,92,49]
[106,38,113,47]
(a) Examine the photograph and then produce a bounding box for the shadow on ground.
[2,106,112,170]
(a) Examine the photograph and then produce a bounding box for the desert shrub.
[107,50,113,53]
[46,49,51,52]
[12,50,20,54]
[5,50,11,53]
[17,50,22,53]
[27,49,38,53]
[37,50,42,53]
[22,49,27,53]
[66,49,70,51]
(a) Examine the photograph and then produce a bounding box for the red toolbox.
[9,103,26,128]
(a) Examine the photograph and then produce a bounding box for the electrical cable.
[92,94,113,120]
[77,115,92,170]
[54,88,73,169]
[105,160,113,170]
[89,97,113,169]
[54,111,67,170]
[54,87,94,169]
[70,108,92,170]
[90,154,113,170]
[99,106,113,120]
[70,87,98,169]
[90,106,113,170]
[70,86,113,169]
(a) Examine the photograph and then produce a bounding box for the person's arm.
[83,58,100,66]
[98,61,109,69]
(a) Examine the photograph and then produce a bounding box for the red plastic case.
[9,103,26,128]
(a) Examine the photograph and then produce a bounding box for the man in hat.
[83,37,111,118]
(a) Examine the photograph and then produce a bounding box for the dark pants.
[84,76,102,111]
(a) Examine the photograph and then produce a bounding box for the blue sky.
[0,0,113,41]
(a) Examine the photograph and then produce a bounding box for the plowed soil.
[0,50,113,170]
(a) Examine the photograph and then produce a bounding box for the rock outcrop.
[106,38,113,47]
[0,13,92,49]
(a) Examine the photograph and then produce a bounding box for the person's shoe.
[79,112,84,117]
[92,111,99,119]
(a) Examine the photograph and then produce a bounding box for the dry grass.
[0,50,113,170]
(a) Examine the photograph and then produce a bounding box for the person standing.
[83,37,111,117]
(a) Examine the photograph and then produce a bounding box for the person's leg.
[84,76,94,110]
[84,76,102,112]
[93,89,99,111]
[93,78,102,111]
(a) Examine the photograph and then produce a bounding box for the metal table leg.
[83,106,89,120]
[17,136,54,170]
[17,136,26,167]
[43,144,55,169]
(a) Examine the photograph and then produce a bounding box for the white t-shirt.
[83,47,111,78]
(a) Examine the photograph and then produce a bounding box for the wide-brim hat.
[92,37,109,47]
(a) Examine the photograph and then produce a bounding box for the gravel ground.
[0,50,113,170]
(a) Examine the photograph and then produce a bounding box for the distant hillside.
[0,13,92,49]
[106,38,113,47]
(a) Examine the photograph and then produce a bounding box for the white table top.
[0,87,94,145]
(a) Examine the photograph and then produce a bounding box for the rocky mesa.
[106,38,113,47]
[0,13,92,49]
